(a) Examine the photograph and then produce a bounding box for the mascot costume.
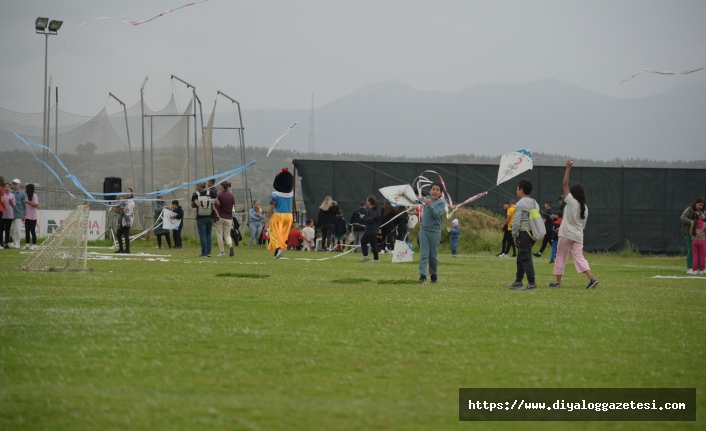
[266,168,294,259]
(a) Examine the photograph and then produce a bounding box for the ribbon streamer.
[620,66,706,84]
[13,133,255,205]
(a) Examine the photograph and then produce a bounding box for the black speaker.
[103,177,122,196]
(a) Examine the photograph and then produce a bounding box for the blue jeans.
[550,239,558,261]
[249,222,262,247]
[197,217,213,255]
[418,229,440,276]
[451,238,459,255]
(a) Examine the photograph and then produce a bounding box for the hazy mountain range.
[211,79,706,162]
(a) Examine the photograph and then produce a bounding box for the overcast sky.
[1,0,705,115]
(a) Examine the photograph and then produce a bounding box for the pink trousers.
[693,240,706,271]
[553,237,591,275]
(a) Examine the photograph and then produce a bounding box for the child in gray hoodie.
[508,178,541,290]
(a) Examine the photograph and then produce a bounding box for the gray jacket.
[512,197,540,238]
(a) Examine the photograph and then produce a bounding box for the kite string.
[427,162,516,202]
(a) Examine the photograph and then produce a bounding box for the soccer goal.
[20,205,90,272]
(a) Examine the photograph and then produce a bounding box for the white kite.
[379,184,418,207]
[266,121,299,157]
[496,149,533,186]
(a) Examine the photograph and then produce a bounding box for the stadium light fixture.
[48,20,63,34]
[35,17,48,33]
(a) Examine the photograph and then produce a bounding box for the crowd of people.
[3,160,705,286]
[1,176,38,250]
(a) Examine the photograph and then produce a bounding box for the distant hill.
[212,79,706,162]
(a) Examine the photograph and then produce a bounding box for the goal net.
[20,205,90,272]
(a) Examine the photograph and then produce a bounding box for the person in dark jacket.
[682,197,705,272]
[316,196,339,251]
[333,210,348,252]
[380,200,396,253]
[349,202,367,252]
[359,195,381,263]
[169,200,184,249]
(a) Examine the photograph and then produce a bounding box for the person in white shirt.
[301,219,316,251]
[550,159,599,289]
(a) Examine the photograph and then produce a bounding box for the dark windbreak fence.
[292,160,706,254]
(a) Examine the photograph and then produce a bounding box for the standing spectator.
[499,199,517,257]
[550,159,599,289]
[191,183,216,258]
[496,202,509,256]
[317,196,339,251]
[349,202,367,252]
[534,201,555,258]
[418,183,448,283]
[333,210,348,252]
[23,183,39,250]
[508,178,540,290]
[359,195,381,264]
[395,206,410,243]
[549,211,563,264]
[448,218,460,257]
[302,219,315,251]
[380,200,397,253]
[0,176,5,240]
[690,211,706,275]
[2,183,15,248]
[288,222,305,250]
[169,200,184,249]
[113,188,135,254]
[681,197,705,273]
[214,181,235,257]
[152,192,172,250]
[10,179,27,249]
[249,201,265,247]
[559,195,566,212]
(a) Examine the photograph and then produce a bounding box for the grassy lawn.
[0,243,704,430]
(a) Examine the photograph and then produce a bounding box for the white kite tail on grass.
[267,121,299,157]
[497,149,533,186]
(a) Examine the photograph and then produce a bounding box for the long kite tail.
[620,66,706,84]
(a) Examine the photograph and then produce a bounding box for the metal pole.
[109,92,137,192]
[195,93,211,175]
[192,90,198,182]
[42,35,49,197]
[216,91,251,210]
[140,76,148,229]
[150,116,154,192]
[44,76,52,210]
[54,86,58,208]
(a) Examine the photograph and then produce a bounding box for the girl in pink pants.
[550,159,599,289]
[691,212,706,274]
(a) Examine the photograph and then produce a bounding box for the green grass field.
[1,242,704,430]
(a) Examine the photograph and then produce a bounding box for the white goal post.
[20,205,90,272]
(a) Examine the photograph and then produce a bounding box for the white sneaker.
[359,256,370,262]
[25,245,30,250]
[30,245,37,250]
[699,270,705,275]
[500,254,508,258]
[687,269,696,274]
[217,252,226,257]
[275,248,285,259]
[370,259,380,264]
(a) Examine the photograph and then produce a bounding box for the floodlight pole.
[194,93,211,175]
[171,75,199,181]
[216,91,250,211]
[109,92,136,193]
[44,75,51,197]
[139,76,148,230]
